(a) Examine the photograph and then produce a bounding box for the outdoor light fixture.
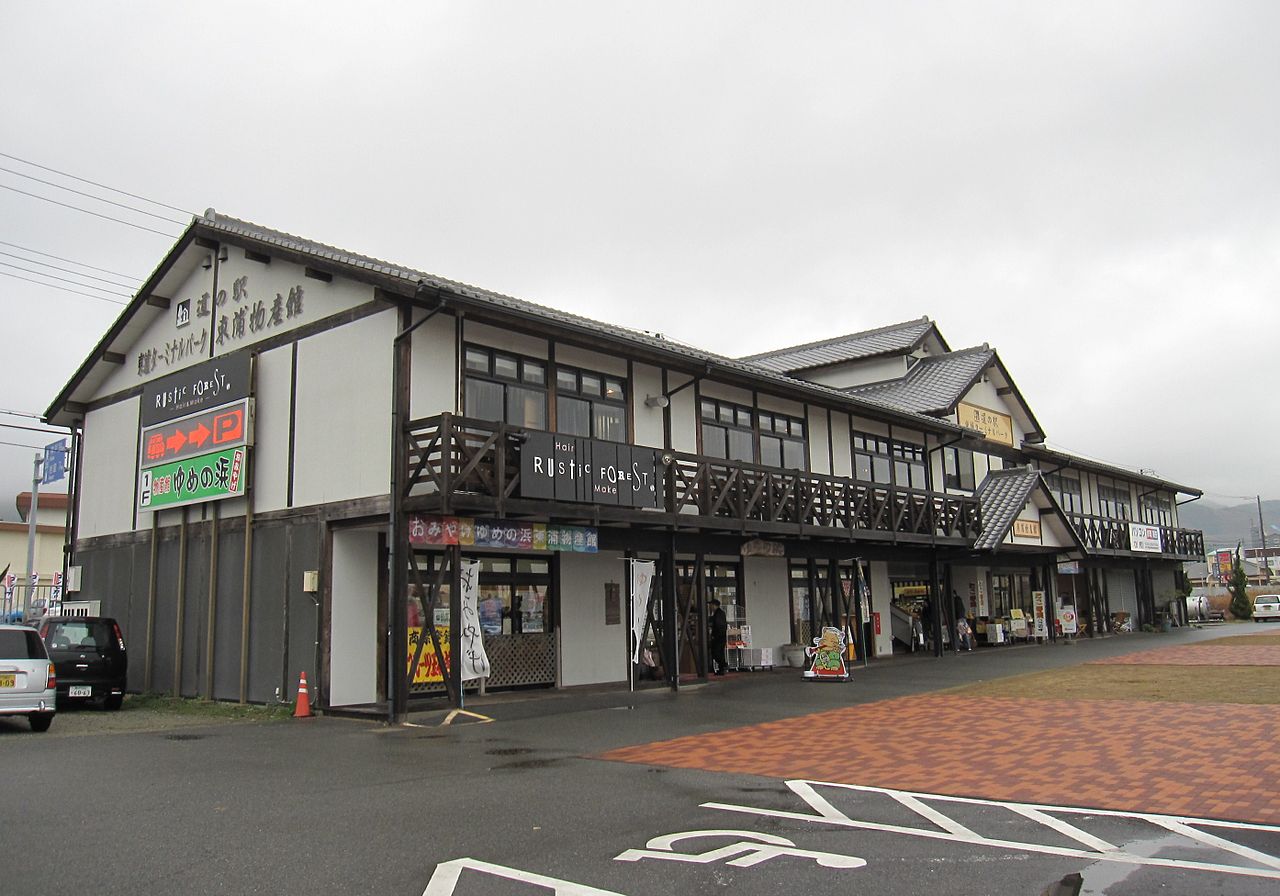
[660,452,674,466]
[644,394,669,408]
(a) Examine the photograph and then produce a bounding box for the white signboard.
[1032,590,1048,637]
[1058,605,1078,635]
[458,560,489,681]
[976,579,989,617]
[1128,523,1163,553]
[629,560,655,663]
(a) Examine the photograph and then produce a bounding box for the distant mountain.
[1179,500,1280,552]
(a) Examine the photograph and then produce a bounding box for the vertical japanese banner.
[1032,590,1048,637]
[458,560,490,681]
[629,560,655,663]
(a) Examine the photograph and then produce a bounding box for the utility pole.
[24,453,43,613]
[1259,496,1272,580]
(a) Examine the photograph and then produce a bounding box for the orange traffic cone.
[294,671,313,718]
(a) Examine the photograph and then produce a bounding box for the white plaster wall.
[559,551,628,687]
[79,397,141,538]
[632,363,665,448]
[104,253,375,398]
[251,345,293,513]
[463,320,548,359]
[802,356,906,389]
[850,415,890,438]
[830,411,852,478]
[742,557,791,651]
[756,394,805,417]
[329,528,379,706]
[806,408,830,474]
[292,310,395,506]
[699,380,754,406]
[409,313,457,419]
[868,560,894,657]
[555,343,627,377]
[951,566,982,618]
[670,385,698,454]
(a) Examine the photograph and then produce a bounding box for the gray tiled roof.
[169,212,960,434]
[739,317,935,373]
[844,345,993,414]
[973,466,1044,551]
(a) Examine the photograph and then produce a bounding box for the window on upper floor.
[1141,493,1173,527]
[757,410,807,470]
[699,399,806,470]
[555,365,626,442]
[853,432,926,489]
[1045,471,1083,514]
[943,446,976,491]
[463,344,547,430]
[1097,482,1131,520]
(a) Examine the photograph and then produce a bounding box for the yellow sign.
[957,402,1014,447]
[1012,519,1042,539]
[408,625,451,684]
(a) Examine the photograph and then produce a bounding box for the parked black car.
[38,617,127,710]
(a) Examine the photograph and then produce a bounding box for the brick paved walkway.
[599,695,1280,824]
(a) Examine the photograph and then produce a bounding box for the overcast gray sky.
[1,1,1276,520]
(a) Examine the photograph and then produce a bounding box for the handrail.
[402,415,982,540]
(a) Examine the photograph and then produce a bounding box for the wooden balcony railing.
[402,414,982,542]
[1065,513,1204,559]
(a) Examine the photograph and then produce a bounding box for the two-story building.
[44,212,1203,718]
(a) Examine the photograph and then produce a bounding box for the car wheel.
[29,712,54,732]
[103,694,123,711]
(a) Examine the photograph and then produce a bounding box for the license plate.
[69,685,92,697]
[0,673,14,688]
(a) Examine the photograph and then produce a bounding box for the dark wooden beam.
[102,351,126,365]
[304,266,332,282]
[245,249,271,265]
[146,294,171,308]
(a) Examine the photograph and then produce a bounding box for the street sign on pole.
[42,439,67,485]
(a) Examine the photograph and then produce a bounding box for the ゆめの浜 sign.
[520,433,660,508]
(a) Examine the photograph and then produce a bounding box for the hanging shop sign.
[139,445,247,510]
[408,514,598,553]
[740,538,785,557]
[519,432,660,508]
[1128,522,1163,553]
[140,353,252,426]
[629,559,656,663]
[1057,560,1081,574]
[1012,518,1041,539]
[956,402,1014,447]
[140,399,254,468]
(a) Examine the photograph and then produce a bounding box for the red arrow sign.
[189,422,210,448]
[165,430,187,453]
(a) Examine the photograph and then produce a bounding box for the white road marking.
[422,858,626,895]
[701,780,1280,881]
[615,829,866,869]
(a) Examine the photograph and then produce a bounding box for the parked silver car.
[1254,594,1280,623]
[0,623,57,731]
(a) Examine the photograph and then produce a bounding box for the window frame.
[462,343,548,430]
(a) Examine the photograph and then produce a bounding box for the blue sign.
[42,439,68,484]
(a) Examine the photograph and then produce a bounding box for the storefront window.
[700,399,806,469]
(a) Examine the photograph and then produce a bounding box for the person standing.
[708,597,729,675]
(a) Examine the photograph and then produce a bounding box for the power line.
[0,270,129,305]
[0,438,56,452]
[0,250,136,289]
[0,240,141,280]
[0,150,194,216]
[0,165,187,226]
[0,422,67,436]
[0,260,132,296]
[0,408,45,420]
[0,183,182,239]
